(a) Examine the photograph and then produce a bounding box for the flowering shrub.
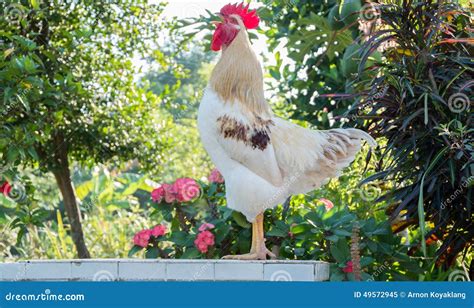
[129,170,225,259]
[128,167,436,281]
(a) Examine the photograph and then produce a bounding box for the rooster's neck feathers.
[210,17,271,118]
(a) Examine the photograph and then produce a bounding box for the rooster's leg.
[222,213,276,260]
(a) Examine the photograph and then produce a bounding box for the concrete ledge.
[0,259,330,282]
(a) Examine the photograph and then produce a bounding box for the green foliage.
[1,166,158,259]
[121,151,456,281]
[349,0,473,265]
[0,0,181,256]
[0,0,175,172]
[1,0,471,283]
[258,0,361,127]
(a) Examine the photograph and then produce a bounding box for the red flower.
[343,261,353,273]
[162,183,178,203]
[0,181,12,196]
[133,229,152,248]
[0,181,11,196]
[174,178,200,203]
[151,225,167,237]
[208,168,224,184]
[151,186,165,203]
[194,230,215,253]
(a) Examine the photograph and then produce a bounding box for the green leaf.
[121,182,141,196]
[360,256,374,267]
[170,231,194,246]
[145,247,159,259]
[128,245,143,257]
[326,234,340,242]
[215,224,230,243]
[232,211,251,228]
[6,147,19,163]
[267,227,288,237]
[418,147,449,257]
[181,247,201,259]
[269,69,281,80]
[333,229,352,236]
[30,0,40,10]
[290,223,310,234]
[76,180,93,200]
[330,239,350,263]
[330,270,345,281]
[294,248,306,256]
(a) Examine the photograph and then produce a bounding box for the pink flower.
[0,181,11,196]
[194,230,215,253]
[208,168,224,184]
[174,178,200,203]
[197,242,208,253]
[198,223,215,232]
[151,224,167,237]
[133,229,152,248]
[342,261,353,273]
[318,198,334,211]
[151,185,165,203]
[152,178,201,204]
[162,183,177,203]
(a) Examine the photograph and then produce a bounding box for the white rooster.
[198,3,376,259]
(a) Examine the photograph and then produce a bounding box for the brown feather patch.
[217,115,274,150]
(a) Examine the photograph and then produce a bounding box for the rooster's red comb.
[220,2,259,29]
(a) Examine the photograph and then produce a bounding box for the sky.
[162,0,230,19]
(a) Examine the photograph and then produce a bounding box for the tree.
[0,0,176,258]
[258,0,362,128]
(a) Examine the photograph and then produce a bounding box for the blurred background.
[0,0,472,281]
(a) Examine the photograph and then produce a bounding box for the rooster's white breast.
[198,88,289,221]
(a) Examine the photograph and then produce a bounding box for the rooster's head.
[211,2,259,52]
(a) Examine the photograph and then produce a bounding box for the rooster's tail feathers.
[345,128,377,147]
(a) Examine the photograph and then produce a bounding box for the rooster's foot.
[222,247,276,260]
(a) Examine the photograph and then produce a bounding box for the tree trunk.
[51,134,90,259]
